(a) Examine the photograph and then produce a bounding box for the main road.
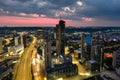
[14,35,36,80]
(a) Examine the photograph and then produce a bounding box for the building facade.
[113,50,120,68]
[47,63,78,79]
[113,50,120,75]
[14,36,19,46]
[44,36,52,68]
[56,20,65,56]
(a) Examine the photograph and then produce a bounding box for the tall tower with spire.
[56,19,65,56]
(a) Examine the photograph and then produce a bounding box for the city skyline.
[0,19,120,80]
[0,0,120,27]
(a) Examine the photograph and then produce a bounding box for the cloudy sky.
[0,0,120,27]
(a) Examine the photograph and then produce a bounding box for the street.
[63,49,91,80]
[14,35,36,80]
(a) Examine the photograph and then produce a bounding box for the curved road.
[14,35,36,80]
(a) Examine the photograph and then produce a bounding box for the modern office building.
[80,32,84,59]
[113,50,120,68]
[54,27,57,40]
[14,36,19,46]
[0,37,3,53]
[37,29,44,42]
[46,20,78,80]
[20,34,23,45]
[80,32,92,60]
[22,35,27,48]
[92,45,104,71]
[56,20,65,56]
[113,50,120,75]
[88,60,100,73]
[44,37,52,68]
[37,29,44,38]
[14,37,18,46]
[84,33,92,60]
[42,34,52,69]
[20,34,26,48]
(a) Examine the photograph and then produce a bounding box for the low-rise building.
[8,45,24,56]
[46,63,78,79]
[88,60,100,73]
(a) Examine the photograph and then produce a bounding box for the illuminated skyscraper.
[56,20,65,56]
[46,20,78,79]
[84,33,92,60]
[20,34,23,45]
[14,36,19,46]
[20,34,27,48]
[45,36,52,68]
[80,32,85,59]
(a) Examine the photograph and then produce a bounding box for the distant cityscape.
[0,20,120,80]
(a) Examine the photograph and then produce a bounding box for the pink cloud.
[18,13,40,18]
[18,13,27,16]
[0,16,71,26]
[82,17,94,22]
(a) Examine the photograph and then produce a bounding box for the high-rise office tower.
[37,29,44,39]
[0,37,3,53]
[93,45,104,71]
[37,29,44,43]
[56,20,65,56]
[45,37,52,68]
[113,50,120,68]
[14,36,19,46]
[23,35,27,48]
[113,50,120,75]
[54,27,57,40]
[84,33,92,60]
[20,34,23,45]
[80,32,84,59]
[20,34,26,48]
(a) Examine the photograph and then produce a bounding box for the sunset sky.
[0,0,120,27]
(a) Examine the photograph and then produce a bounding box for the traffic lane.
[15,43,35,80]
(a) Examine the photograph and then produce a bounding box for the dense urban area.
[0,20,120,80]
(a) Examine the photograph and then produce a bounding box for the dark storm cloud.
[48,0,76,7]
[77,0,120,20]
[15,0,33,2]
[0,0,120,21]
